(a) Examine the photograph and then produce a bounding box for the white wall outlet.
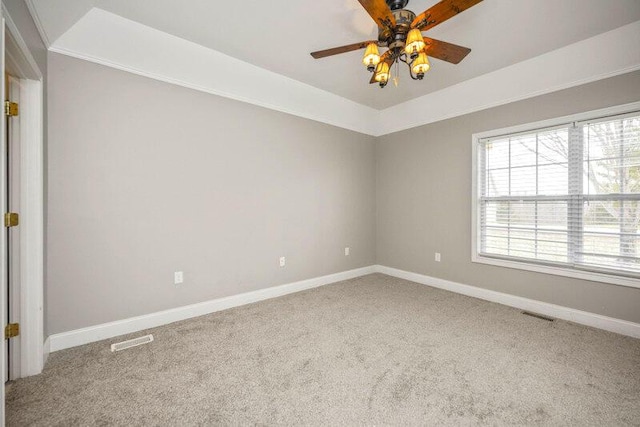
[435,253,441,262]
[345,247,350,256]
[279,256,286,267]
[174,271,184,285]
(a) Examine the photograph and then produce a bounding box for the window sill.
[472,253,640,289]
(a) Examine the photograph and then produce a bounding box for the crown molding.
[24,0,50,48]
[50,8,378,136]
[2,2,43,78]
[49,8,640,137]
[376,20,640,136]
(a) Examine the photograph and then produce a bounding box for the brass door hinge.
[4,101,18,117]
[5,323,19,339]
[4,212,19,227]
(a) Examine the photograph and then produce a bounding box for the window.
[472,103,640,288]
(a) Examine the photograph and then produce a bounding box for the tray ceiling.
[28,0,640,110]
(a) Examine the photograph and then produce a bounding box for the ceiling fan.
[310,0,483,87]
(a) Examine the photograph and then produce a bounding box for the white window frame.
[471,101,640,289]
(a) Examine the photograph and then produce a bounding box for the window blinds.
[477,112,640,277]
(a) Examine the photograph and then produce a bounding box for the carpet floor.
[6,273,640,425]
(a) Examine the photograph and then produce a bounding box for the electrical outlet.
[174,271,184,285]
[435,253,441,262]
[345,247,350,256]
[279,256,286,267]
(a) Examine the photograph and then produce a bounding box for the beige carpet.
[7,273,640,425]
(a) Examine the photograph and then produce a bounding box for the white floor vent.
[110,334,154,352]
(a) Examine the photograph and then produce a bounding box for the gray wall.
[48,49,640,335]
[47,53,376,335]
[376,71,640,324]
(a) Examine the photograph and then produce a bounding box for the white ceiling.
[28,0,640,110]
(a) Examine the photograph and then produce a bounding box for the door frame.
[1,1,45,390]
[7,74,22,381]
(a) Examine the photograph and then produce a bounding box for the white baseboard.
[375,265,640,339]
[48,266,376,352]
[47,264,638,353]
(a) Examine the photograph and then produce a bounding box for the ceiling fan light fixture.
[412,52,430,79]
[405,28,426,58]
[362,43,381,72]
[374,61,390,87]
[309,0,481,87]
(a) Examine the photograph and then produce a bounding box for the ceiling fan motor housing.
[386,0,409,10]
[392,9,416,33]
[379,8,416,54]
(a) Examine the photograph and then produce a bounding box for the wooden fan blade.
[311,41,376,59]
[370,51,393,84]
[358,0,396,30]
[423,37,471,64]
[412,0,483,31]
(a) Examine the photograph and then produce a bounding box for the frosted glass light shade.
[362,43,381,70]
[405,29,426,56]
[412,52,430,75]
[374,62,390,83]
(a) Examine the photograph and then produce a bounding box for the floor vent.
[522,311,555,322]
[110,334,154,352]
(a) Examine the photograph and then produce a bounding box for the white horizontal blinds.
[477,111,640,278]
[482,201,569,262]
[567,124,584,265]
[480,126,571,264]
[579,114,640,273]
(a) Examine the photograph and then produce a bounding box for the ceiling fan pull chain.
[393,60,400,87]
